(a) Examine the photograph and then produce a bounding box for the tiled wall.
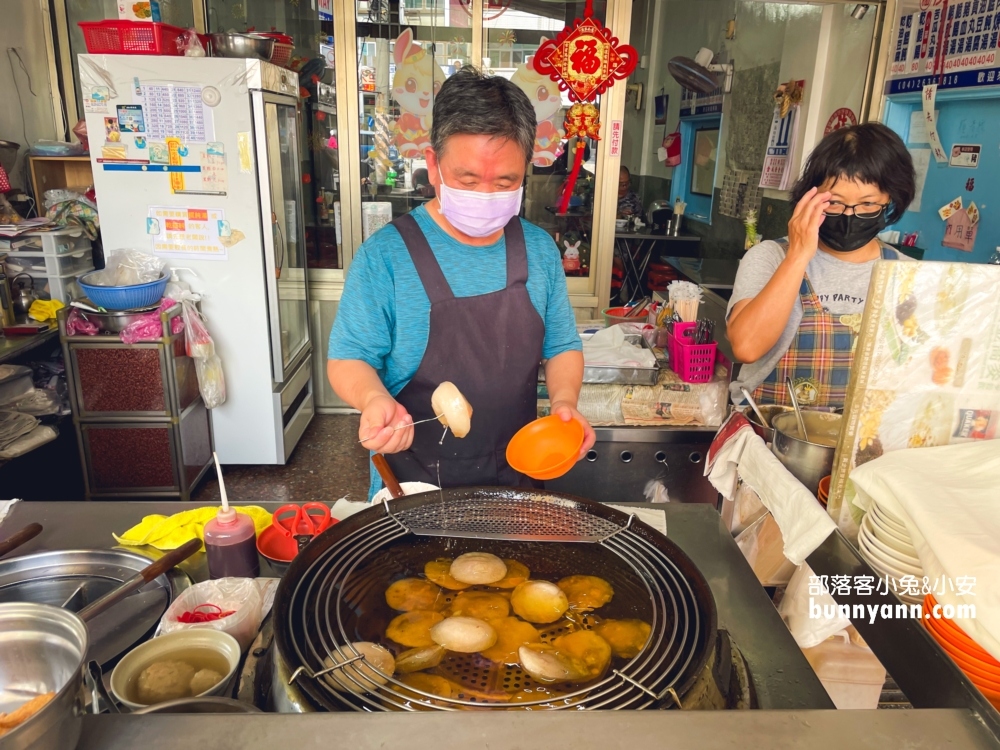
[634,177,794,261]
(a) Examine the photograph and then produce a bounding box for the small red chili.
[177,603,236,623]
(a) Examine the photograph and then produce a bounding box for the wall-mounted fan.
[667,47,734,94]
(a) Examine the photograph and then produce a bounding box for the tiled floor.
[192,414,372,505]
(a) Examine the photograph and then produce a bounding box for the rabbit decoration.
[510,41,566,168]
[562,239,581,273]
[392,29,446,159]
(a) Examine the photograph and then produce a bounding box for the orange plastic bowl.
[506,415,584,481]
[817,475,831,500]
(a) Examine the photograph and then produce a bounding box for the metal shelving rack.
[58,304,214,501]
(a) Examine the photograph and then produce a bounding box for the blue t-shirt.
[328,205,582,499]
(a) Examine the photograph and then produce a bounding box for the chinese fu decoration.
[532,0,638,214]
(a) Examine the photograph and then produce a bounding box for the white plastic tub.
[802,628,886,709]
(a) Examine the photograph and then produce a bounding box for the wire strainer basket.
[273,488,716,711]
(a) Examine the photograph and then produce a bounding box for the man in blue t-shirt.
[328,68,594,500]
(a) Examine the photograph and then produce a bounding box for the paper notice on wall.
[200,142,227,193]
[166,137,185,193]
[141,84,213,143]
[949,144,981,168]
[148,206,228,260]
[908,148,931,213]
[759,105,801,190]
[237,132,253,173]
[939,196,963,221]
[284,200,297,242]
[84,86,110,114]
[908,109,938,145]
[943,211,978,253]
[922,84,948,163]
[362,202,392,241]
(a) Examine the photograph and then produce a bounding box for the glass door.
[352,0,472,237]
[259,95,311,382]
[484,1,609,290]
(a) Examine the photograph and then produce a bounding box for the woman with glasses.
[726,123,916,408]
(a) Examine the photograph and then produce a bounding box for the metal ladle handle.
[785,377,809,442]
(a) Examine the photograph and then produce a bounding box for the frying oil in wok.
[332,537,660,708]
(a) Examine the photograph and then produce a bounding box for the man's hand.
[551,400,596,460]
[359,394,414,454]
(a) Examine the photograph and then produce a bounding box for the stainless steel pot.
[741,404,793,443]
[0,603,88,750]
[770,411,842,495]
[209,32,274,60]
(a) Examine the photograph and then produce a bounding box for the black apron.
[384,213,545,488]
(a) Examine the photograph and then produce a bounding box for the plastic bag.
[71,118,89,153]
[582,326,657,368]
[89,250,166,286]
[177,28,206,56]
[65,308,99,336]
[159,578,263,650]
[182,300,226,408]
[778,564,851,649]
[119,298,184,344]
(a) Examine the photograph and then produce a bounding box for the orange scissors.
[272,503,335,551]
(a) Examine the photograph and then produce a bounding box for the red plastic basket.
[269,43,294,68]
[79,20,188,55]
[667,322,717,383]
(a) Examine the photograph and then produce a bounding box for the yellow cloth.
[28,298,64,322]
[113,506,274,551]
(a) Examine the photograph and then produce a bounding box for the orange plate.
[506,415,584,481]
[931,628,1000,687]
[925,595,1000,667]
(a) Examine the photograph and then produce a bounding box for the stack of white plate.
[857,501,924,604]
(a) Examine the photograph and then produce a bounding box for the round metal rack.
[274,488,716,711]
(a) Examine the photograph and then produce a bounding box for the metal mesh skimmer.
[274,488,716,712]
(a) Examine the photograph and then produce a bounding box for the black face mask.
[818,212,888,252]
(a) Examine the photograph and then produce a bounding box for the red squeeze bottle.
[204,453,259,579]
[204,506,259,579]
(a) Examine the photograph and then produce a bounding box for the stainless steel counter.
[3,501,998,749]
[75,709,1000,749]
[4,500,827,710]
[0,327,58,364]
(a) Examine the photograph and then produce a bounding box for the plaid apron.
[752,241,895,409]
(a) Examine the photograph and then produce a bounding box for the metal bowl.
[770,411,842,495]
[209,32,274,61]
[741,404,793,443]
[132,697,261,714]
[0,603,88,750]
[73,300,162,333]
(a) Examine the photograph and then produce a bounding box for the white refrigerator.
[80,54,314,464]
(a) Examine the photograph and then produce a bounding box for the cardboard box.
[118,0,161,21]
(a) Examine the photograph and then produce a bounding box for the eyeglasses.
[823,201,889,219]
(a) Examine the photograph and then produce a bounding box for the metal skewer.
[359,414,445,444]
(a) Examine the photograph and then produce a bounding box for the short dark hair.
[412,167,429,186]
[431,68,536,163]
[790,123,915,223]
[619,166,631,179]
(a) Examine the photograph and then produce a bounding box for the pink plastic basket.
[668,322,717,383]
[79,20,188,55]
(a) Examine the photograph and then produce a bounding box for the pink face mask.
[437,168,523,238]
